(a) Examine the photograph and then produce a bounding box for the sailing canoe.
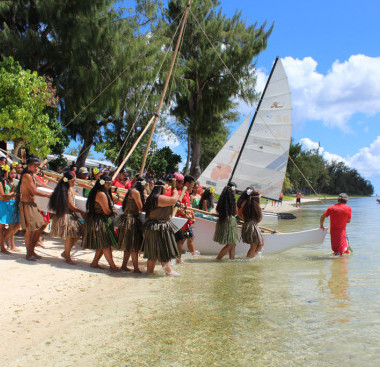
[192,213,327,255]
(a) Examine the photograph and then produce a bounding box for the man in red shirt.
[320,193,352,256]
[166,173,195,263]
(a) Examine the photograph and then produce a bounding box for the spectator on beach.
[165,173,196,263]
[190,182,201,208]
[0,165,20,254]
[198,187,215,212]
[278,192,284,206]
[296,192,302,208]
[214,182,239,260]
[320,193,352,256]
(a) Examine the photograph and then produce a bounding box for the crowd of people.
[0,155,267,276]
[0,154,353,276]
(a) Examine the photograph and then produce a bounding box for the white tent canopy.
[47,154,116,169]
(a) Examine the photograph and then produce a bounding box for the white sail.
[230,58,292,200]
[198,113,251,194]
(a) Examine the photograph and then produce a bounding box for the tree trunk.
[190,135,202,179]
[14,140,26,158]
[76,134,93,169]
[183,134,191,175]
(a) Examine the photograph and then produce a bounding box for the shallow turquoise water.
[114,198,380,366]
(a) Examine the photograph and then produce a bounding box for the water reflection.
[328,257,350,307]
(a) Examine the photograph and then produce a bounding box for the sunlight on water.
[102,198,380,366]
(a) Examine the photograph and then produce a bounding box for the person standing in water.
[320,193,352,256]
[238,189,264,258]
[15,158,52,261]
[214,182,239,260]
[48,172,85,264]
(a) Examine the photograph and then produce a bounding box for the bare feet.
[32,253,42,259]
[26,255,36,261]
[10,247,21,252]
[1,247,12,254]
[133,269,142,274]
[109,267,120,273]
[120,266,132,272]
[90,263,103,269]
[36,241,46,248]
[66,259,75,265]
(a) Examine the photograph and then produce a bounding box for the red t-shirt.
[125,180,133,189]
[112,179,126,189]
[324,203,352,230]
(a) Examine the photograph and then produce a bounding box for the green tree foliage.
[0,0,164,167]
[164,0,273,177]
[286,141,374,196]
[0,57,61,157]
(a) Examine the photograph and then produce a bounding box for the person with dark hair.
[48,172,85,264]
[237,186,254,210]
[190,182,201,208]
[214,182,239,260]
[165,174,196,263]
[198,187,215,212]
[82,174,118,271]
[15,158,52,260]
[117,177,146,273]
[141,179,180,276]
[0,165,20,254]
[238,189,264,258]
[3,166,20,251]
[320,193,352,256]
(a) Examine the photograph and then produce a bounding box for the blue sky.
[74,0,380,194]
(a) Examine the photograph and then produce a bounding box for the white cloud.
[300,136,380,178]
[281,55,380,130]
[300,137,349,165]
[154,126,180,149]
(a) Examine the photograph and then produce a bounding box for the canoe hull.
[34,187,187,229]
[192,215,327,255]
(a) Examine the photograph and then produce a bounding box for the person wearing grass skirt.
[48,171,86,264]
[117,177,145,273]
[141,179,180,276]
[237,189,263,258]
[82,174,118,271]
[214,182,239,260]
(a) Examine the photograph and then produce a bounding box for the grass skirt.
[0,200,19,224]
[117,213,143,252]
[213,216,239,245]
[142,219,179,262]
[241,220,263,245]
[82,214,117,250]
[50,212,83,239]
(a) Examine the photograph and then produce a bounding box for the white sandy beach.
[1,236,170,366]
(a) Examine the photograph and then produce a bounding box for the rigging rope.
[111,10,186,167]
[188,9,324,201]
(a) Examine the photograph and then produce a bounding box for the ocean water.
[109,198,380,366]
